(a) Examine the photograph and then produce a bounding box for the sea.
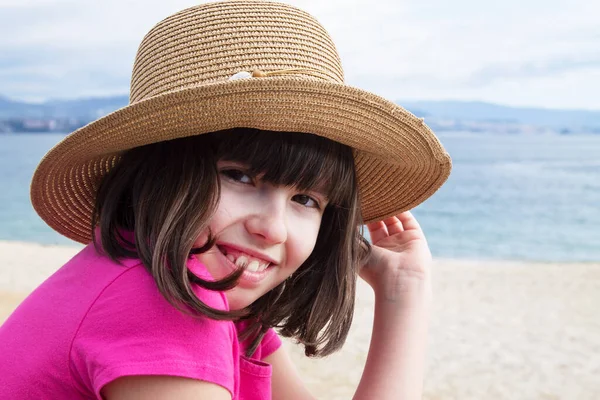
[1,132,599,262]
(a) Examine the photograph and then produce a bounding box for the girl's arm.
[354,211,432,399]
[267,211,432,400]
[265,284,430,400]
[352,274,431,399]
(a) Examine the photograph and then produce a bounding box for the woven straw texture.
[30,0,452,244]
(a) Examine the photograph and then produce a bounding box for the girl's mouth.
[216,244,274,283]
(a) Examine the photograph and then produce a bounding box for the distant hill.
[400,100,600,130]
[0,95,46,118]
[1,95,599,134]
[0,95,129,120]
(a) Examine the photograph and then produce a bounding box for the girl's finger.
[397,211,421,231]
[366,221,388,243]
[383,216,404,235]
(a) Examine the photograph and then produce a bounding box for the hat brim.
[31,76,451,244]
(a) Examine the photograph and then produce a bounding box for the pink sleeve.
[70,265,237,398]
[259,328,282,359]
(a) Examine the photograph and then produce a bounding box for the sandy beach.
[1,241,598,399]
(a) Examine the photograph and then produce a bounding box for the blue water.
[1,133,599,262]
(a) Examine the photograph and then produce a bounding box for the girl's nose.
[244,198,287,244]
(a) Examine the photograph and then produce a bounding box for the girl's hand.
[361,211,432,301]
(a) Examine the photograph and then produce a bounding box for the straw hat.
[30,0,452,244]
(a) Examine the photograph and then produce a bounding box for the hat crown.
[130,0,345,103]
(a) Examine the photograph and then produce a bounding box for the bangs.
[208,128,355,205]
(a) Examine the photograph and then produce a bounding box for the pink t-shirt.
[0,243,281,399]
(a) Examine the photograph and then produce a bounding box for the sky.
[1,0,599,110]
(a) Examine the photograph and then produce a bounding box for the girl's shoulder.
[72,252,235,344]
[74,244,231,330]
[69,246,239,397]
[95,251,230,312]
[66,243,230,313]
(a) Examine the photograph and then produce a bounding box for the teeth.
[235,255,248,268]
[222,248,271,272]
[258,262,270,271]
[247,260,260,272]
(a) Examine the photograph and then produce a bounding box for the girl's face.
[194,160,328,310]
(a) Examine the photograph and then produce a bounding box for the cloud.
[0,0,599,108]
[467,56,600,86]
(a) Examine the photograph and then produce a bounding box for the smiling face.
[187,128,359,312]
[194,161,327,310]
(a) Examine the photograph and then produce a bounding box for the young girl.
[0,1,451,399]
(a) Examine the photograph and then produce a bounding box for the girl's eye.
[221,169,253,184]
[292,194,321,209]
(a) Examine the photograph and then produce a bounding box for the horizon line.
[2,93,600,113]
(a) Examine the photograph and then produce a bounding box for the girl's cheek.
[292,217,321,254]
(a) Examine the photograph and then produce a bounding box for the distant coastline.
[0,118,85,134]
[1,95,600,135]
[1,117,598,135]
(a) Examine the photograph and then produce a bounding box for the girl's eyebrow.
[311,186,330,201]
[308,178,332,194]
[217,159,249,167]
[300,183,331,205]
[218,158,333,198]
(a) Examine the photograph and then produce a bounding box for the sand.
[1,241,599,399]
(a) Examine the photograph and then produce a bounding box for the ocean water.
[0,133,599,262]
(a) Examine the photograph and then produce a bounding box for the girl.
[0,1,451,399]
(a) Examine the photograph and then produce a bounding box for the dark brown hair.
[92,128,370,357]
